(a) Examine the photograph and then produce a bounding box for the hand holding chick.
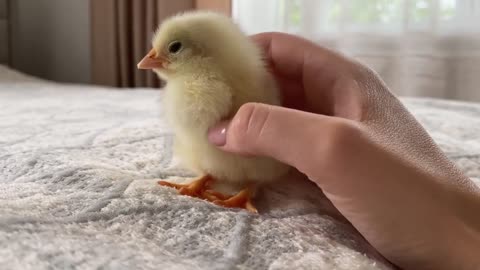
[137,12,290,212]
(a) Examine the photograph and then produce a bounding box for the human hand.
[207,32,480,270]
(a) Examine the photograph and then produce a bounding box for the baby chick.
[137,11,290,212]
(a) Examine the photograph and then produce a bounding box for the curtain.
[233,0,480,102]
[0,0,9,64]
[196,0,231,14]
[91,0,195,88]
[91,0,231,88]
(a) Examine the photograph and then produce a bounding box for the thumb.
[208,102,337,168]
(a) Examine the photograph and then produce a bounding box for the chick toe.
[212,187,258,213]
[158,175,212,197]
[158,176,258,213]
[201,189,231,201]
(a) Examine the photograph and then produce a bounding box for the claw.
[158,176,258,213]
[158,175,211,197]
[212,187,258,213]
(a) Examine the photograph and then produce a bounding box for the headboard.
[0,0,8,64]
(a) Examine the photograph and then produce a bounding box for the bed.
[1,64,479,270]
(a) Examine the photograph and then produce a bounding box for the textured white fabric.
[0,65,48,83]
[233,0,480,102]
[1,66,480,269]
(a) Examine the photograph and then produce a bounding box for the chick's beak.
[137,48,167,70]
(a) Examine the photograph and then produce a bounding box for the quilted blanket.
[1,66,479,270]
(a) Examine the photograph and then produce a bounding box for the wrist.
[399,183,480,270]
[433,188,480,270]
[453,189,480,270]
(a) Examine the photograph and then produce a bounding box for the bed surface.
[1,65,479,270]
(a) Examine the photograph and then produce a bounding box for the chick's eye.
[168,41,182,54]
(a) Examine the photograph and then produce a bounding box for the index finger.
[251,32,359,116]
[251,32,352,81]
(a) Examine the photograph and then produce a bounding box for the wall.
[9,0,90,84]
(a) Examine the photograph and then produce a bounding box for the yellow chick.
[137,11,290,212]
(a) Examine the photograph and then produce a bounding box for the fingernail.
[208,121,229,146]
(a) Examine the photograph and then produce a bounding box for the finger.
[274,75,306,109]
[251,32,361,117]
[251,32,351,81]
[252,32,308,80]
[208,102,355,172]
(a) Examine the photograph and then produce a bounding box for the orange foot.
[212,186,258,214]
[158,176,258,213]
[158,174,212,197]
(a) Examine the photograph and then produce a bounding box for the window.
[233,0,479,35]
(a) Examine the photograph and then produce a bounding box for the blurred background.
[0,0,479,101]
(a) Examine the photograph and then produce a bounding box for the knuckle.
[298,119,365,176]
[351,61,385,88]
[229,103,271,152]
[229,104,254,147]
[322,119,363,160]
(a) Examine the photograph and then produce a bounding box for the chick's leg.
[158,175,212,197]
[212,185,258,213]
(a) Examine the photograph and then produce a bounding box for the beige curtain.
[91,0,231,88]
[196,0,231,14]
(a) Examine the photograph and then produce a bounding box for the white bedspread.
[1,66,479,270]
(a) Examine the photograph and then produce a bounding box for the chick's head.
[137,25,197,79]
[137,11,260,80]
